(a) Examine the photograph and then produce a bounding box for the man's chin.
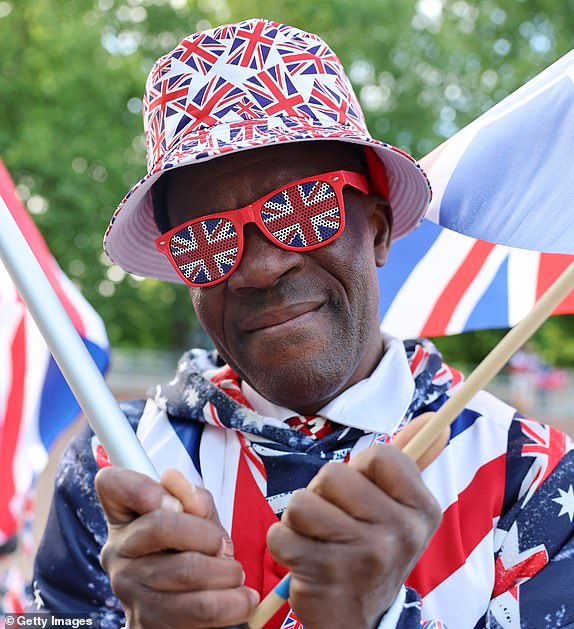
[239,348,349,413]
[241,333,329,371]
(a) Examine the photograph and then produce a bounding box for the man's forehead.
[169,141,364,190]
[163,141,365,225]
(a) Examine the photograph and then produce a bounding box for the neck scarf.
[155,338,461,514]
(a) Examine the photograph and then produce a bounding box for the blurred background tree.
[1,0,573,363]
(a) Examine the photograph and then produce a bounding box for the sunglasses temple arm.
[0,194,158,478]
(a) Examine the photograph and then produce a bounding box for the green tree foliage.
[1,0,574,364]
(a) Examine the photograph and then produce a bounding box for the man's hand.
[266,445,442,629]
[95,467,259,629]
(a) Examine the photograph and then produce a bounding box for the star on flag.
[552,484,574,522]
[493,523,548,597]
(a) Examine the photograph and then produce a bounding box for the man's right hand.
[95,467,259,629]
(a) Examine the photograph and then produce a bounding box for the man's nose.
[226,224,304,291]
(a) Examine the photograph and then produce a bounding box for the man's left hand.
[266,444,441,629]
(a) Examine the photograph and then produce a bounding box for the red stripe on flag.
[239,433,267,480]
[420,240,496,336]
[231,453,289,629]
[0,160,85,335]
[409,345,424,375]
[407,453,506,597]
[0,314,27,541]
[536,252,574,315]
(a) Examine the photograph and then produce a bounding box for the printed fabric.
[32,339,574,628]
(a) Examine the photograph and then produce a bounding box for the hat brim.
[104,119,431,283]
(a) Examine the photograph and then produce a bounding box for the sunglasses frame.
[155,169,369,287]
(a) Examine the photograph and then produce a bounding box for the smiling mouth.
[242,302,324,334]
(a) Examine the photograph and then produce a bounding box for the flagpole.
[0,195,158,479]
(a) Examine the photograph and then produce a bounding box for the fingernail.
[241,569,246,585]
[161,494,183,512]
[247,587,260,606]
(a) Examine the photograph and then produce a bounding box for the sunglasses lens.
[260,180,341,248]
[170,217,238,285]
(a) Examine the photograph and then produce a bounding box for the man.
[34,18,574,629]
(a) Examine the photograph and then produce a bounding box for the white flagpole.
[0,195,158,479]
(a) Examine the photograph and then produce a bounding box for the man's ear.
[367,194,392,267]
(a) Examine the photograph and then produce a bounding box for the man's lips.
[241,301,324,333]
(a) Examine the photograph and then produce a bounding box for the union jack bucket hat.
[104,18,432,282]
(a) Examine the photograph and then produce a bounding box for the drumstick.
[247,258,574,629]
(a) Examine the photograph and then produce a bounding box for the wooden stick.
[402,258,574,461]
[247,258,574,629]
[248,576,291,629]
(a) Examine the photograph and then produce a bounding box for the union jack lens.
[166,178,343,286]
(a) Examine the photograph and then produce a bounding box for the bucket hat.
[104,18,432,282]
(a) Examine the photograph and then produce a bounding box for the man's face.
[166,142,391,414]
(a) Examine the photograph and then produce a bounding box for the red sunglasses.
[155,170,369,287]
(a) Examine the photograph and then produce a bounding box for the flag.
[0,159,109,545]
[378,220,574,338]
[378,49,574,338]
[421,49,574,254]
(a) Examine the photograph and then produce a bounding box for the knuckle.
[284,490,312,526]
[149,508,177,546]
[266,524,299,565]
[288,577,310,601]
[195,486,218,518]
[427,496,443,529]
[353,444,383,474]
[359,550,387,578]
[193,591,220,623]
[359,543,386,576]
[172,552,200,586]
[110,568,134,603]
[417,491,442,532]
[266,521,285,549]
[314,461,346,490]
[320,551,342,578]
[99,541,115,574]
[224,558,245,585]
[400,517,430,555]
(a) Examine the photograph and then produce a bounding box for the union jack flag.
[517,419,573,504]
[0,159,109,543]
[146,74,191,123]
[228,119,270,144]
[261,181,340,247]
[171,218,238,284]
[211,24,239,40]
[308,78,352,126]
[378,218,574,338]
[280,609,304,629]
[232,96,262,120]
[173,33,227,75]
[277,41,340,76]
[228,20,277,69]
[246,64,305,117]
[160,75,243,146]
